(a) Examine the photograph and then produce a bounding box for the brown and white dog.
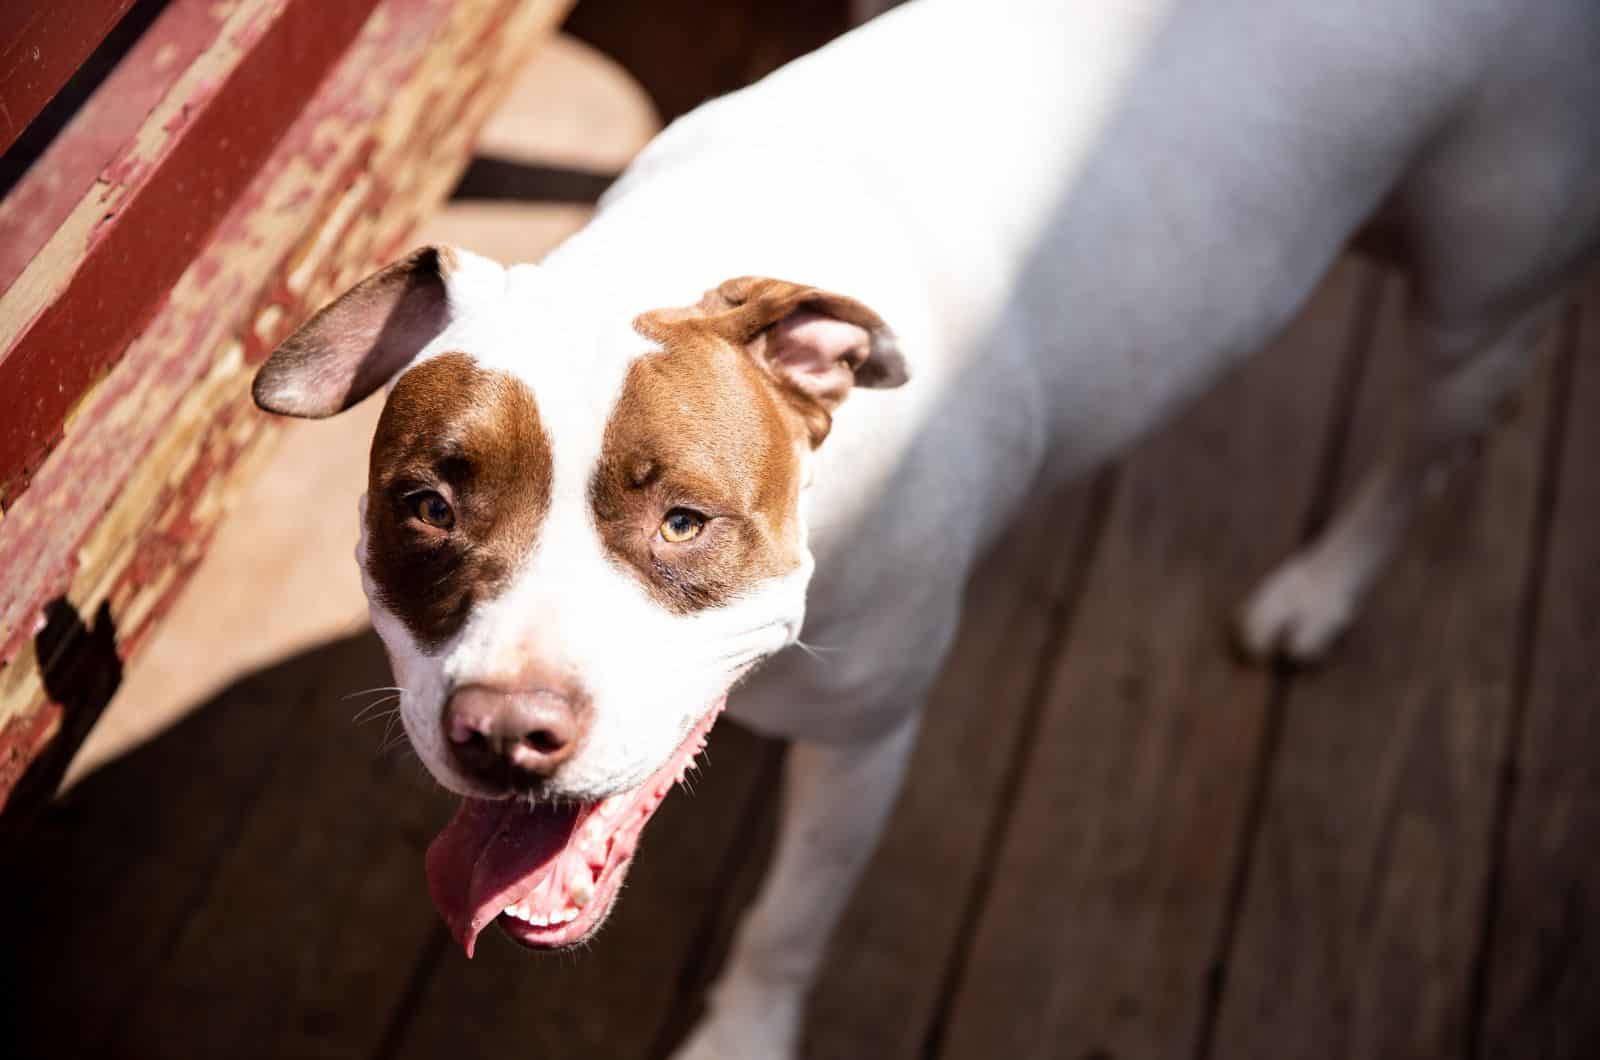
[253,0,1600,1054]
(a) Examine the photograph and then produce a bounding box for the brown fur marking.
[591,316,809,613]
[365,352,553,649]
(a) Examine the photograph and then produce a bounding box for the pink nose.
[443,683,587,789]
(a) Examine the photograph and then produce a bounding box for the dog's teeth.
[528,913,549,927]
[556,907,578,923]
[570,876,594,908]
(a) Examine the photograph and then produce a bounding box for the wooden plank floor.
[3,261,1596,1060]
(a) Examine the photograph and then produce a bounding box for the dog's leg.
[673,717,919,1060]
[1236,295,1556,662]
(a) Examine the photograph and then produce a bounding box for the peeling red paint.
[0,0,234,291]
[0,0,571,819]
[0,0,388,509]
[0,703,62,815]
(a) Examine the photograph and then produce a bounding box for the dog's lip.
[425,699,726,956]
[493,849,631,950]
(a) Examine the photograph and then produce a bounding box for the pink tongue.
[425,796,582,957]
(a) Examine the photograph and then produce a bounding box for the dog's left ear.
[253,245,500,418]
[650,276,908,445]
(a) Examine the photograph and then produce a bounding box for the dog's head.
[253,246,906,954]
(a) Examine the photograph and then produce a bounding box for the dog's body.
[254,0,1600,1055]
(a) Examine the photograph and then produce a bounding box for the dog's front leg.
[674,716,919,1060]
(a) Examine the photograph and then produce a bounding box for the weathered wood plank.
[0,632,389,1056]
[0,0,572,821]
[1206,284,1561,1059]
[1475,293,1598,1060]
[801,477,1107,1055]
[937,261,1376,1059]
[0,0,133,156]
[0,0,386,506]
[0,0,219,291]
[110,633,456,1060]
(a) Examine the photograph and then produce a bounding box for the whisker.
[791,639,840,662]
[352,694,402,725]
[378,710,404,751]
[353,701,401,727]
[341,685,407,701]
[380,738,420,764]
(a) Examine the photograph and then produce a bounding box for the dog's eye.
[412,491,454,530]
[658,508,705,544]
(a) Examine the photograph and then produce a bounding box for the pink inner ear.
[769,310,872,384]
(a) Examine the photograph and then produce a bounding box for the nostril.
[523,728,566,755]
[447,711,490,746]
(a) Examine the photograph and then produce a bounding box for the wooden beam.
[1474,297,1597,1060]
[0,0,389,508]
[0,0,573,824]
[0,0,134,156]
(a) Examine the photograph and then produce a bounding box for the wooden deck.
[4,260,1597,1059]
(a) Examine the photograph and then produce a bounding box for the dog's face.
[253,246,905,955]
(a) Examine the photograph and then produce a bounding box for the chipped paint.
[0,0,286,343]
[0,0,381,507]
[0,0,239,290]
[0,0,573,816]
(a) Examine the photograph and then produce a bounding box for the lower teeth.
[503,901,584,926]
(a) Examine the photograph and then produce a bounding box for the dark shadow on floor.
[1,597,124,844]
[0,627,778,1060]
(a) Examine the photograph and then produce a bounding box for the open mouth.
[425,699,724,956]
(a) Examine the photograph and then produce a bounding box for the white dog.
[252,0,1600,1054]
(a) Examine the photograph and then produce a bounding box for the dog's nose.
[443,684,587,789]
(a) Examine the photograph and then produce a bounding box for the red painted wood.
[0,0,134,156]
[0,0,224,294]
[0,702,58,810]
[0,0,560,823]
[0,0,385,509]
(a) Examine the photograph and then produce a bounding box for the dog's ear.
[645,276,908,445]
[253,245,490,418]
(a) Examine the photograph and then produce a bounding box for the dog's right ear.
[253,245,482,418]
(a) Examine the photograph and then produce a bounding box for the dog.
[252,0,1600,1054]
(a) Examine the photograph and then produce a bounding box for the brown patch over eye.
[591,325,808,613]
[365,353,552,649]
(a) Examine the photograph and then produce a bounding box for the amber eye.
[659,508,705,544]
[412,491,454,529]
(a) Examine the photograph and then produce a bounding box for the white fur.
[333,1,1599,1054]
[363,259,809,800]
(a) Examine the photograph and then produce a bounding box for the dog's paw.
[1234,554,1356,665]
